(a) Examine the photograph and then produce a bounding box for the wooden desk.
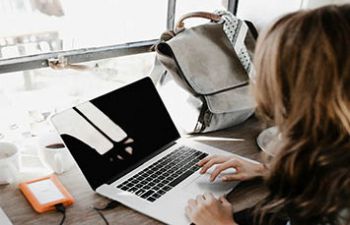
[0,117,267,225]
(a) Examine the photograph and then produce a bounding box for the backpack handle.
[175,12,221,33]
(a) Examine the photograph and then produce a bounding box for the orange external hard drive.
[19,175,74,213]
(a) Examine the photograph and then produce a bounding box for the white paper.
[0,207,13,225]
[27,179,65,205]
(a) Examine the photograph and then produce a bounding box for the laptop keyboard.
[116,146,208,202]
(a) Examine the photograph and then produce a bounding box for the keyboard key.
[120,186,129,191]
[163,172,170,177]
[141,190,155,199]
[198,153,208,160]
[167,169,175,174]
[147,197,157,202]
[163,185,172,191]
[143,185,152,190]
[135,184,143,189]
[148,182,156,186]
[158,183,165,188]
[166,177,175,182]
[152,193,162,199]
[161,180,169,185]
[155,171,162,176]
[169,170,195,187]
[125,182,134,187]
[190,165,201,172]
[158,190,166,195]
[154,179,161,183]
[153,186,161,191]
[139,171,147,176]
[129,187,138,193]
[140,180,148,185]
[139,176,148,180]
[175,171,183,176]
[135,189,146,196]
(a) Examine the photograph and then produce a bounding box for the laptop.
[51,77,257,225]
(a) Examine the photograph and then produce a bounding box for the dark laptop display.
[51,78,180,190]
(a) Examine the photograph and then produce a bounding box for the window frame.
[0,0,238,75]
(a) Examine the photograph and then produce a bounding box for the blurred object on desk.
[0,207,13,225]
[18,137,52,182]
[38,131,75,174]
[256,126,280,157]
[0,142,19,185]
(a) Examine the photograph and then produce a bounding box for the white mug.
[0,142,19,185]
[38,132,75,174]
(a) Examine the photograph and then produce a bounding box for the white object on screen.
[76,102,128,142]
[51,108,113,155]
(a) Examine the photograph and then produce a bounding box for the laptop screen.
[51,77,180,190]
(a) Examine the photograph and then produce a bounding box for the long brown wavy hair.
[253,5,350,225]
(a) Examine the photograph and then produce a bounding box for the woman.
[185,4,350,225]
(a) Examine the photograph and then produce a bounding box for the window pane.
[0,53,154,141]
[236,0,302,31]
[0,0,166,59]
[175,0,227,27]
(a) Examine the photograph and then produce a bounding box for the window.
[0,0,306,143]
[0,0,237,143]
[0,0,167,59]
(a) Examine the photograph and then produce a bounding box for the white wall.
[236,0,350,31]
[302,0,350,8]
[236,0,302,31]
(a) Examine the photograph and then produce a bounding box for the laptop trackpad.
[184,174,238,196]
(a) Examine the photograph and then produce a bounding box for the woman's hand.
[185,193,238,225]
[197,155,267,182]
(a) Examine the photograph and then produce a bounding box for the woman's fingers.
[219,196,230,204]
[221,173,246,182]
[203,192,215,201]
[197,156,210,166]
[199,158,220,174]
[196,194,206,204]
[199,156,230,174]
[185,205,192,217]
[219,196,230,205]
[197,155,230,166]
[209,159,240,182]
[197,155,216,166]
[188,199,197,207]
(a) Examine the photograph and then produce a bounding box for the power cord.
[55,204,66,225]
[54,201,120,225]
[93,201,121,225]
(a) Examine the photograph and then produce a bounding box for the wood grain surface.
[0,116,267,225]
